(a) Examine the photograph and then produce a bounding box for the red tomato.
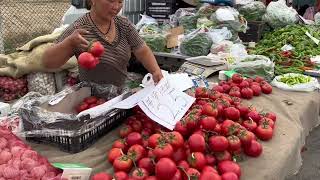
[76,102,89,113]
[155,158,177,180]
[255,124,273,141]
[148,134,163,148]
[202,103,218,117]
[227,135,241,152]
[236,104,249,118]
[241,88,253,99]
[237,130,255,146]
[84,96,98,105]
[261,83,272,94]
[215,151,232,162]
[200,116,217,131]
[89,41,105,57]
[209,136,229,152]
[214,124,222,134]
[202,166,218,174]
[112,139,127,152]
[184,168,200,180]
[132,168,149,180]
[78,52,97,69]
[126,132,143,146]
[205,154,216,166]
[221,120,235,136]
[153,143,174,160]
[188,134,206,152]
[242,119,257,132]
[187,152,206,171]
[131,121,143,132]
[145,176,157,180]
[213,85,224,93]
[114,171,129,180]
[113,155,133,172]
[251,84,262,96]
[195,87,209,98]
[200,172,222,180]
[224,107,240,121]
[266,112,277,122]
[221,172,239,180]
[171,169,183,180]
[185,114,200,130]
[174,121,189,137]
[246,111,262,123]
[231,74,243,84]
[138,158,155,174]
[218,160,241,178]
[91,172,112,180]
[127,144,146,162]
[96,98,106,105]
[259,118,275,129]
[229,90,241,98]
[178,160,190,170]
[88,103,98,109]
[119,125,133,138]
[244,140,263,157]
[107,148,123,164]
[167,131,185,150]
[173,148,187,163]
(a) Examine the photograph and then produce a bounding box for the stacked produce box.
[146,0,178,23]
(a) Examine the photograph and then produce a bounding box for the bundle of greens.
[180,31,213,57]
[141,34,167,52]
[238,1,266,21]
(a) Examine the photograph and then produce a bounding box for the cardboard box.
[166,26,184,48]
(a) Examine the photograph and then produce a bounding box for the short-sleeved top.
[55,13,145,87]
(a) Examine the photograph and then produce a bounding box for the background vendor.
[42,0,163,87]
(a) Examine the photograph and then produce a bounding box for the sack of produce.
[230,55,275,81]
[262,0,298,28]
[139,24,161,35]
[179,14,199,32]
[197,3,217,18]
[211,40,234,54]
[135,15,158,31]
[238,1,266,21]
[27,72,56,95]
[197,17,215,28]
[180,29,213,57]
[141,34,167,52]
[17,81,124,138]
[315,12,320,25]
[210,7,248,33]
[271,73,319,92]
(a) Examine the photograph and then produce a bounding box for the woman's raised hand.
[66,29,90,49]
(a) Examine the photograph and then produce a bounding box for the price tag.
[52,163,92,180]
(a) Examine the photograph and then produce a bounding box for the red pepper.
[280,51,293,58]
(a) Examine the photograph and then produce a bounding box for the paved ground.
[287,125,320,180]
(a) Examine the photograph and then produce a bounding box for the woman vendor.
[42,0,163,87]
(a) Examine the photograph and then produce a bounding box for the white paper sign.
[138,78,195,130]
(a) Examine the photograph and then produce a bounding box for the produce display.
[278,74,311,86]
[238,1,266,21]
[75,96,107,113]
[141,34,167,53]
[91,74,276,179]
[78,41,105,70]
[27,72,56,95]
[251,25,320,75]
[180,32,213,57]
[0,127,63,179]
[0,76,28,102]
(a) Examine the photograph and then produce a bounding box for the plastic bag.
[230,55,275,81]
[315,12,320,25]
[230,44,248,60]
[180,29,213,57]
[207,27,233,44]
[17,81,124,137]
[197,17,215,28]
[303,7,315,21]
[211,7,248,32]
[27,72,56,95]
[271,73,319,92]
[211,40,234,54]
[0,115,23,135]
[179,15,199,32]
[135,15,158,31]
[262,0,298,28]
[141,34,167,52]
[239,1,266,21]
[197,3,217,18]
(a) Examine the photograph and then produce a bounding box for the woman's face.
[93,0,123,20]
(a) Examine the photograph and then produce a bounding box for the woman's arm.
[42,29,89,69]
[133,44,163,83]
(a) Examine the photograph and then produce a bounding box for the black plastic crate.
[24,109,131,153]
[146,0,177,16]
[239,21,265,43]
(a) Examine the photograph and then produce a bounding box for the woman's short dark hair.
[85,0,92,10]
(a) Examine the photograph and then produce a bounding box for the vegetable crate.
[239,21,265,43]
[146,0,177,23]
[23,109,131,153]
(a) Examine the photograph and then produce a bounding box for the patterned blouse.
[55,13,145,86]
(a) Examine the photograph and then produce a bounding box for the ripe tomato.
[266,112,277,122]
[202,166,218,174]
[195,87,209,98]
[236,104,249,118]
[244,140,263,157]
[76,102,89,113]
[246,111,262,123]
[126,132,143,146]
[107,148,123,164]
[214,123,222,134]
[224,107,240,121]
[171,169,183,180]
[91,172,112,180]
[96,98,106,105]
[119,125,133,138]
[237,130,255,146]
[127,144,146,162]
[202,103,218,117]
[185,114,200,130]
[251,84,262,96]
[132,168,149,180]
[153,143,174,160]
[88,103,98,109]
[84,96,98,105]
[89,41,104,57]
[167,131,184,150]
[209,136,229,152]
[205,154,216,166]
[188,134,206,152]
[113,155,133,172]
[221,172,239,180]
[131,121,143,132]
[155,158,177,180]
[259,118,275,129]
[145,176,157,180]
[242,119,257,132]
[187,152,206,171]
[261,83,272,94]
[221,120,236,136]
[231,74,243,84]
[200,172,222,180]
[148,134,163,148]
[255,124,273,141]
[227,135,241,152]
[184,168,200,180]
[200,116,217,131]
[241,87,253,99]
[114,171,128,180]
[178,160,190,170]
[215,151,232,162]
[138,158,155,174]
[218,160,241,178]
[174,121,189,137]
[78,52,97,69]
[112,139,127,153]
[213,85,224,93]
[173,148,187,163]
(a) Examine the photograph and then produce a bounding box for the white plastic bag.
[263,0,298,28]
[135,15,158,31]
[271,73,319,92]
[207,27,233,44]
[211,40,234,54]
[211,7,247,33]
[315,12,320,25]
[230,44,248,60]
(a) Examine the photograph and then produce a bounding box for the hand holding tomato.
[66,29,89,49]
